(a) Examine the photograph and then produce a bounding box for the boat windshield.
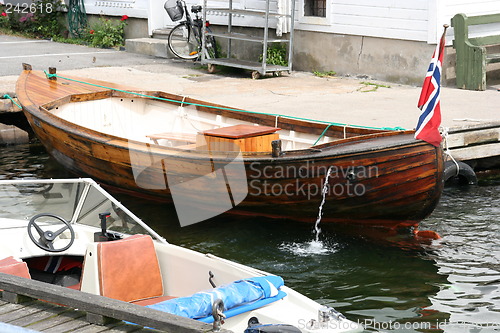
[0,179,164,241]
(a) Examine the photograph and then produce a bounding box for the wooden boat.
[0,178,361,332]
[16,64,444,230]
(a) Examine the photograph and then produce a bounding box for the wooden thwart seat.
[148,125,281,152]
[452,13,500,90]
[198,124,280,152]
[96,235,174,305]
[146,132,197,145]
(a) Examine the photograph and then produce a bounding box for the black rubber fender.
[443,160,477,185]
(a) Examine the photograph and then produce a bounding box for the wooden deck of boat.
[16,67,134,109]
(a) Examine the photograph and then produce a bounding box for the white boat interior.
[50,97,339,151]
[0,178,361,333]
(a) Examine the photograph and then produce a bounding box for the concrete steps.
[125,29,173,58]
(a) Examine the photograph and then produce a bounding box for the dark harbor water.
[1,143,499,333]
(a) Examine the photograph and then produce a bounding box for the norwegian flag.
[415,27,447,147]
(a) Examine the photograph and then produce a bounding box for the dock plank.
[0,307,45,323]
[69,325,118,333]
[24,309,85,331]
[107,323,164,332]
[7,302,68,327]
[0,273,223,333]
[43,318,93,333]
[70,321,159,332]
[0,300,34,315]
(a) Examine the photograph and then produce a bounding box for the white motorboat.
[0,178,361,333]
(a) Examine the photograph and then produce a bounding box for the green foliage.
[313,70,336,78]
[85,15,128,48]
[0,0,65,38]
[358,81,391,92]
[0,8,9,29]
[4,11,36,34]
[32,0,66,38]
[260,43,288,66]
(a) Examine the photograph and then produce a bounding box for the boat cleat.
[303,306,355,331]
[244,316,301,333]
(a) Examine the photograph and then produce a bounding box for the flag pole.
[414,23,449,147]
[442,24,449,34]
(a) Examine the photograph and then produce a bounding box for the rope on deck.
[43,71,407,144]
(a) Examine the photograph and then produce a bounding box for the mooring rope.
[313,123,332,146]
[441,127,460,177]
[2,94,22,109]
[43,71,406,142]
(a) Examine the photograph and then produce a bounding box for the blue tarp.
[146,275,285,320]
[0,323,40,333]
[198,290,287,323]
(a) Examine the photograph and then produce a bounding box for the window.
[304,0,326,17]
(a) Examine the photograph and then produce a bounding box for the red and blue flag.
[415,28,447,147]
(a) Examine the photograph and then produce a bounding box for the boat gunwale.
[29,100,429,164]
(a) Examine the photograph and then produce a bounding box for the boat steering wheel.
[27,213,75,253]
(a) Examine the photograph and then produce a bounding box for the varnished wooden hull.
[16,67,444,228]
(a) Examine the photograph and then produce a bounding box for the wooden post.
[271,139,281,157]
[2,291,33,304]
[86,312,119,325]
[48,67,57,80]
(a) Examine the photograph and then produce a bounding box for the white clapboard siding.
[91,0,500,43]
[84,0,148,18]
[206,0,280,28]
[445,0,500,17]
[296,0,430,42]
[442,0,500,46]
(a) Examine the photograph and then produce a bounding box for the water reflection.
[423,187,500,331]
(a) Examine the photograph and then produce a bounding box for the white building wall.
[88,0,500,42]
[206,0,500,45]
[443,0,500,44]
[206,0,279,29]
[295,0,430,41]
[83,0,149,18]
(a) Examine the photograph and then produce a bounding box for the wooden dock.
[0,273,232,333]
[0,299,160,332]
[446,121,500,169]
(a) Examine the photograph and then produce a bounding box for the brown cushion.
[97,235,163,302]
[0,256,20,266]
[0,257,31,279]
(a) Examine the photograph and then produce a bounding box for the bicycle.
[164,0,218,60]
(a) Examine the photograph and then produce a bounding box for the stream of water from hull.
[280,166,337,257]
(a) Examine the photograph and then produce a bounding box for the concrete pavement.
[1,34,500,132]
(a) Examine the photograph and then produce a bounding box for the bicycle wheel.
[168,23,199,60]
[204,26,218,59]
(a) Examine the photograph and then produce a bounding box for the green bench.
[451,13,500,90]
